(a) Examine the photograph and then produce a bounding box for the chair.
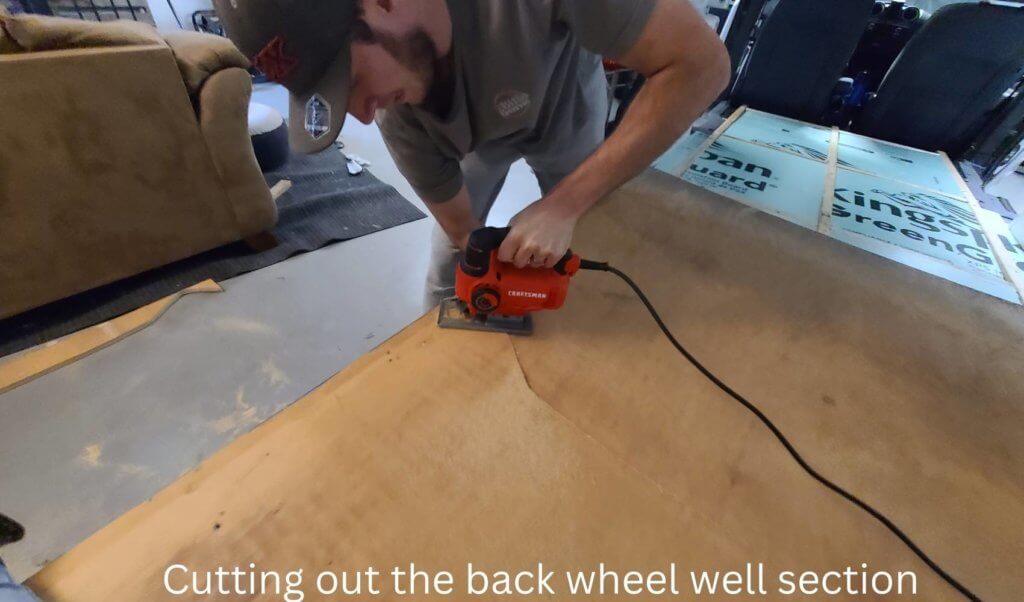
[854,1,1024,155]
[729,0,876,123]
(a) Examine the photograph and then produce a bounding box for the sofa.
[0,10,278,320]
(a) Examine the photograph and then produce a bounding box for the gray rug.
[0,150,425,357]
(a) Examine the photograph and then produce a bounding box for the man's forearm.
[426,184,481,250]
[543,14,730,219]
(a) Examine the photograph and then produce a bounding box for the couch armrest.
[197,66,278,236]
[163,30,250,95]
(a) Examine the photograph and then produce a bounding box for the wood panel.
[516,170,1024,600]
[31,170,1024,600]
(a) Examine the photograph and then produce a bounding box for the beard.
[376,28,454,116]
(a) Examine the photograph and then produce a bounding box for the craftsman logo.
[253,36,298,84]
[494,90,530,119]
[508,291,546,299]
[305,95,331,140]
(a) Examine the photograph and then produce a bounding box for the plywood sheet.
[515,171,1024,601]
[31,306,965,599]
[29,318,757,600]
[29,173,1023,600]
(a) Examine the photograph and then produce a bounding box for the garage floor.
[0,84,539,579]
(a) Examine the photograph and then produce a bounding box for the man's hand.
[498,199,578,268]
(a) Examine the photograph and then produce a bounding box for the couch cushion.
[0,11,164,52]
[162,30,249,94]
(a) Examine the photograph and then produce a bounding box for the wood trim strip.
[0,280,223,396]
[817,127,841,234]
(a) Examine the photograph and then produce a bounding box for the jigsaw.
[437,226,585,335]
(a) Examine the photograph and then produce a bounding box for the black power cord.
[579,260,980,602]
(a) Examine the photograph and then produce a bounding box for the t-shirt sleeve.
[376,108,464,203]
[553,0,658,58]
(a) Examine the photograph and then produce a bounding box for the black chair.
[854,1,1024,156]
[717,0,771,104]
[730,0,876,123]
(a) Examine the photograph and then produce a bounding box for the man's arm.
[376,109,479,248]
[498,0,730,268]
[427,185,479,251]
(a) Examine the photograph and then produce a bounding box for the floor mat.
[0,150,425,358]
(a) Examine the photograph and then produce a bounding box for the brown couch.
[0,11,278,319]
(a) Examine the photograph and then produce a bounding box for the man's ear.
[365,0,392,15]
[360,0,394,29]
[360,0,411,37]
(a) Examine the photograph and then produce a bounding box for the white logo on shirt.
[495,90,531,118]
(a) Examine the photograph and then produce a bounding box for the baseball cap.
[213,0,356,153]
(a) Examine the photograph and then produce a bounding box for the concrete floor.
[0,84,540,579]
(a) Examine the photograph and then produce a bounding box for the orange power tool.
[437,226,583,335]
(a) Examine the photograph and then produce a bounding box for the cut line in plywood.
[0,280,223,396]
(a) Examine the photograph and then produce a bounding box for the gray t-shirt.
[377,0,656,203]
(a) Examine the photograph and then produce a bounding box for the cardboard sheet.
[30,172,1023,601]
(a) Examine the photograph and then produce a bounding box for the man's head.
[214,0,449,153]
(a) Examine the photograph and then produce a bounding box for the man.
[215,0,729,309]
